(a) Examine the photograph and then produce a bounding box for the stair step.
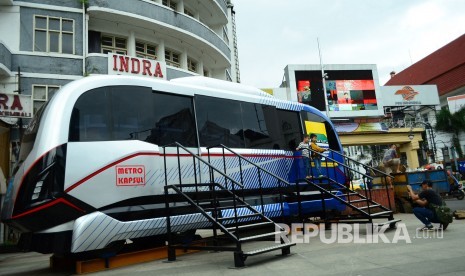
[243,243,296,257]
[311,176,329,180]
[226,221,274,231]
[370,211,393,217]
[374,219,402,226]
[194,198,235,204]
[217,213,262,221]
[204,205,249,212]
[348,198,369,203]
[334,192,362,197]
[359,204,380,210]
[172,183,216,188]
[239,231,282,242]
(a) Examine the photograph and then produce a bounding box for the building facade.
[385,34,465,164]
[0,0,239,243]
[271,63,445,172]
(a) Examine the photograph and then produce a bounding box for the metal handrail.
[325,148,394,211]
[207,144,291,222]
[309,148,374,181]
[326,148,393,179]
[207,144,291,186]
[164,142,244,188]
[383,118,431,129]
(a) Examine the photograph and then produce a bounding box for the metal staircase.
[162,143,295,268]
[161,142,400,267]
[303,149,401,227]
[307,179,399,226]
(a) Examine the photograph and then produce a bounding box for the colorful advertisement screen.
[295,70,378,112]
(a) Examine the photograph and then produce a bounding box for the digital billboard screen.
[295,70,378,112]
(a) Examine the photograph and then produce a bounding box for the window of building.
[34,15,74,54]
[162,0,177,10]
[136,41,157,60]
[422,114,429,123]
[226,70,232,81]
[32,85,60,115]
[165,49,180,68]
[222,26,229,44]
[101,35,127,55]
[187,57,197,72]
[184,7,195,17]
[203,69,209,77]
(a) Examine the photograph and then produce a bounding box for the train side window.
[262,105,286,149]
[241,103,284,149]
[69,87,111,142]
[145,91,197,147]
[70,86,197,146]
[110,86,155,141]
[195,95,245,148]
[241,102,270,148]
[276,109,302,150]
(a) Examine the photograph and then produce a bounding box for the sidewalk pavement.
[1,213,465,276]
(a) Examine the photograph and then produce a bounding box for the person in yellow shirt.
[310,134,326,177]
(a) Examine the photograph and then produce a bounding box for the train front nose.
[2,144,87,232]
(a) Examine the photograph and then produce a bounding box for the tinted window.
[241,102,269,148]
[196,96,245,148]
[17,102,49,168]
[69,86,197,147]
[145,92,197,147]
[111,86,155,141]
[276,109,302,150]
[242,103,284,149]
[69,87,111,141]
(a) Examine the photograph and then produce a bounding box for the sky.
[233,0,465,88]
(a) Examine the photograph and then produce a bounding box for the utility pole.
[317,38,329,119]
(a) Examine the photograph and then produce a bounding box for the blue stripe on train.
[220,198,346,221]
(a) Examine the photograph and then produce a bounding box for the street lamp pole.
[317,38,330,119]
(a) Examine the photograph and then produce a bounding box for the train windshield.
[15,102,49,171]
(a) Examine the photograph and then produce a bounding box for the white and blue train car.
[1,75,346,256]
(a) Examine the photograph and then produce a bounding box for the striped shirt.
[297,142,310,158]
